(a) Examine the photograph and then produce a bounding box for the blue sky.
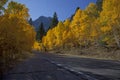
[15,0,97,21]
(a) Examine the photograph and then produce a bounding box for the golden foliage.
[5,1,29,20]
[33,41,43,51]
[100,0,120,47]
[40,1,120,50]
[0,1,36,71]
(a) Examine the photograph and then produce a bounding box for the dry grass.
[18,51,35,61]
[49,47,120,60]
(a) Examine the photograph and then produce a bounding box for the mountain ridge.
[33,16,52,31]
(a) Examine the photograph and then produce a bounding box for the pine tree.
[50,12,58,29]
[70,7,80,21]
[28,18,33,25]
[96,0,103,12]
[0,0,8,15]
[36,22,45,41]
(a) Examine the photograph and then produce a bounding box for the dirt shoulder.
[48,47,120,60]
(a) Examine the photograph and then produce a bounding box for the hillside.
[33,16,52,31]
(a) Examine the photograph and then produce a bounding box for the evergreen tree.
[28,18,33,25]
[70,7,80,21]
[0,0,8,15]
[50,12,58,29]
[36,22,45,41]
[96,0,103,12]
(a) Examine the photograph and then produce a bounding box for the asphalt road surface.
[2,51,120,80]
[3,52,85,80]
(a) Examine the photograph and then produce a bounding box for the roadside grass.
[48,47,120,60]
[18,51,35,61]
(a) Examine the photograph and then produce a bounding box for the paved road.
[3,51,120,80]
[41,52,120,80]
[3,52,85,80]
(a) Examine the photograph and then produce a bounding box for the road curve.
[3,51,120,80]
[3,52,88,80]
[40,52,120,80]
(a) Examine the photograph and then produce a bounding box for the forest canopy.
[40,0,120,50]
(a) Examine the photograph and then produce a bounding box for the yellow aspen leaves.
[101,26,112,32]
[39,0,120,50]
[0,1,36,65]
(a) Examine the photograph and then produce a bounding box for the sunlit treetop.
[5,1,29,20]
